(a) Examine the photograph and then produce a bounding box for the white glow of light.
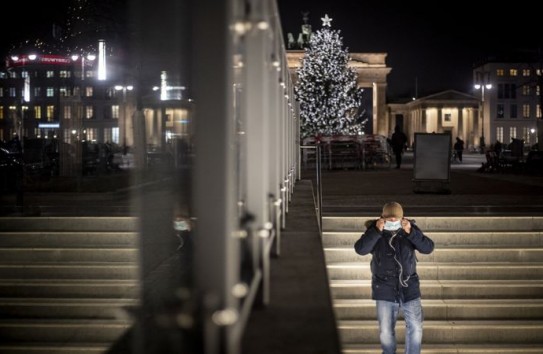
[485,84,492,89]
[160,71,168,101]
[11,56,19,61]
[256,21,269,30]
[23,76,30,102]
[98,39,107,81]
[28,54,37,60]
[71,55,79,61]
[474,84,481,89]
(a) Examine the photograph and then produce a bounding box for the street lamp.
[474,75,492,153]
[71,54,96,80]
[115,85,134,148]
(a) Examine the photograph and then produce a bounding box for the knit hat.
[382,202,403,219]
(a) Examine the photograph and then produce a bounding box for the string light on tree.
[294,13,365,138]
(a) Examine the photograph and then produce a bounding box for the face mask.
[384,220,401,231]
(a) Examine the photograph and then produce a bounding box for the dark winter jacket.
[354,219,434,303]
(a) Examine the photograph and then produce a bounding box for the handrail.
[300,144,323,234]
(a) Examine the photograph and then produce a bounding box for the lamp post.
[474,76,492,153]
[71,54,96,81]
[115,85,134,148]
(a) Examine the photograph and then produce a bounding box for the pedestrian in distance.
[354,202,435,354]
[453,137,464,162]
[387,125,407,169]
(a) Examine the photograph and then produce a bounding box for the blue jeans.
[376,298,423,354]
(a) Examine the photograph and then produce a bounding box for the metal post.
[316,143,322,234]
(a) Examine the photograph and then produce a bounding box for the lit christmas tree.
[294,14,364,138]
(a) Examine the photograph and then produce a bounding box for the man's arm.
[354,221,382,255]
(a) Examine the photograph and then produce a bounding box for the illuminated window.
[509,69,517,76]
[537,86,541,96]
[522,85,530,96]
[64,129,72,144]
[64,106,71,119]
[523,69,531,76]
[537,104,542,118]
[59,87,70,97]
[86,128,98,141]
[497,69,505,76]
[46,71,55,78]
[523,104,530,118]
[510,127,517,139]
[85,105,94,119]
[46,105,54,121]
[538,70,542,76]
[85,87,93,97]
[73,86,80,96]
[523,127,530,143]
[9,71,17,78]
[35,106,41,119]
[444,113,451,122]
[86,70,94,78]
[496,126,504,142]
[112,105,120,119]
[34,87,41,97]
[46,87,54,97]
[21,71,29,78]
[0,106,3,119]
[59,71,71,78]
[9,88,16,97]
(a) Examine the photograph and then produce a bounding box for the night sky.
[278,0,543,99]
[3,0,543,101]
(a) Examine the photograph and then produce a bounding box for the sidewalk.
[308,152,543,216]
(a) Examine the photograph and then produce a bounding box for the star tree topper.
[321,14,333,27]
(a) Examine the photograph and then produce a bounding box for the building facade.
[388,90,480,149]
[0,48,191,175]
[474,61,541,150]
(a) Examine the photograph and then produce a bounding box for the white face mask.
[384,220,401,231]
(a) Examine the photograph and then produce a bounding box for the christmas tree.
[294,14,364,138]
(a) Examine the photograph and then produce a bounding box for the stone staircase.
[323,216,543,354]
[0,216,140,354]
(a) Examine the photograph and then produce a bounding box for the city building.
[387,90,480,149]
[0,43,191,175]
[473,60,541,150]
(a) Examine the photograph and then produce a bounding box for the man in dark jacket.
[354,202,434,354]
[387,125,407,169]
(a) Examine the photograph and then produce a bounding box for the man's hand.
[401,218,411,234]
[376,218,385,232]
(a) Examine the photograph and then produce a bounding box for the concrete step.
[330,279,543,300]
[341,343,543,354]
[0,217,139,232]
[334,299,543,320]
[0,248,139,263]
[0,279,139,298]
[0,319,131,342]
[325,247,543,263]
[338,320,543,344]
[326,262,543,281]
[323,231,543,247]
[0,343,108,354]
[0,232,138,248]
[0,298,138,319]
[0,263,139,280]
[323,216,543,232]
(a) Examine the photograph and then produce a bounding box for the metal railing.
[300,143,323,233]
